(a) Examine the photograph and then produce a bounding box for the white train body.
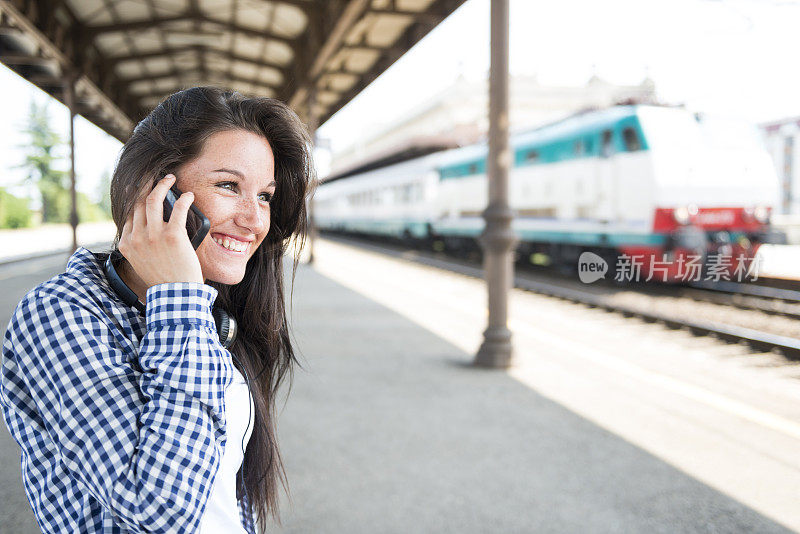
[315,105,781,278]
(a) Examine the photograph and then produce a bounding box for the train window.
[573,140,584,155]
[524,150,539,163]
[468,163,478,175]
[601,130,614,158]
[622,127,641,151]
[585,137,594,154]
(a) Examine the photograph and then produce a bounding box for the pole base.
[474,326,514,368]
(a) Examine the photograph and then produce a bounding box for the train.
[313,105,784,282]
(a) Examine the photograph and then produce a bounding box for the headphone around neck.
[103,249,238,348]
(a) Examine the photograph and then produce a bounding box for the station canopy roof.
[0,0,465,141]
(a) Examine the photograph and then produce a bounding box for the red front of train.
[616,206,780,283]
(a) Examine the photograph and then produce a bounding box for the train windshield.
[637,107,763,152]
[695,114,764,149]
[636,107,703,150]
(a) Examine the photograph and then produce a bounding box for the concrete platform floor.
[1,237,799,533]
[271,238,800,533]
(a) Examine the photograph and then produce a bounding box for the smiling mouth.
[212,235,250,253]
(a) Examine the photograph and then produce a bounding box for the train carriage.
[315,105,782,281]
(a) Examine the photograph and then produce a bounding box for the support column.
[64,74,79,253]
[306,88,319,265]
[474,0,517,369]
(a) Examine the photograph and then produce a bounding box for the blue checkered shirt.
[0,247,256,533]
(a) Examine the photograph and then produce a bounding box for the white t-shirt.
[199,365,254,533]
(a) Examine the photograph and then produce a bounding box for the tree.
[0,188,33,228]
[97,168,112,219]
[15,99,70,223]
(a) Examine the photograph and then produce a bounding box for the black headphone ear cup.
[212,308,237,349]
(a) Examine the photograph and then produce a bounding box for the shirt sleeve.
[1,282,234,534]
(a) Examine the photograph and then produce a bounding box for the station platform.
[1,233,799,532]
[0,221,116,263]
[756,244,800,281]
[273,237,800,533]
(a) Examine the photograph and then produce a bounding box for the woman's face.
[174,129,276,285]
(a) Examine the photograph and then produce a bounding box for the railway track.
[322,233,800,360]
[670,284,800,321]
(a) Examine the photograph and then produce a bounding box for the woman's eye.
[216,181,271,202]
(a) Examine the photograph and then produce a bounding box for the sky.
[318,0,800,152]
[1,0,800,201]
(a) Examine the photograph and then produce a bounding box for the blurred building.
[761,117,800,215]
[330,74,658,174]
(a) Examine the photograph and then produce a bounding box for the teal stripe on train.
[440,106,650,180]
[319,216,669,247]
[431,222,668,247]
[318,218,431,239]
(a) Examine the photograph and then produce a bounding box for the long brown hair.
[109,86,315,530]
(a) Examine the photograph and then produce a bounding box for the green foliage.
[38,180,70,223]
[16,100,68,223]
[0,188,33,229]
[96,169,112,219]
[13,99,110,225]
[33,186,110,224]
[79,192,110,222]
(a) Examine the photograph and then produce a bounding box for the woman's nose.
[235,196,268,233]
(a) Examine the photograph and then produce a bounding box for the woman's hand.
[118,174,204,288]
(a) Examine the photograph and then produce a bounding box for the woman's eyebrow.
[212,167,244,178]
[211,168,276,188]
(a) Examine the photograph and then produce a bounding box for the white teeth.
[214,236,248,252]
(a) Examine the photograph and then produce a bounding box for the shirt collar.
[66,246,109,283]
[65,247,146,336]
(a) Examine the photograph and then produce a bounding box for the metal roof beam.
[274,0,316,14]
[289,0,369,110]
[85,14,184,36]
[340,44,388,52]
[319,0,459,125]
[0,0,134,138]
[0,53,57,66]
[125,68,281,89]
[108,45,289,75]
[23,73,63,86]
[85,14,298,44]
[367,8,441,25]
[322,66,361,76]
[340,44,404,55]
[132,79,277,102]
[107,46,197,65]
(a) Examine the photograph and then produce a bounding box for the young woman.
[0,86,315,533]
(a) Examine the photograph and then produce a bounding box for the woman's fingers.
[145,174,176,236]
[131,197,145,232]
[118,174,204,287]
[168,191,194,234]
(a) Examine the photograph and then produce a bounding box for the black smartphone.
[163,185,210,250]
